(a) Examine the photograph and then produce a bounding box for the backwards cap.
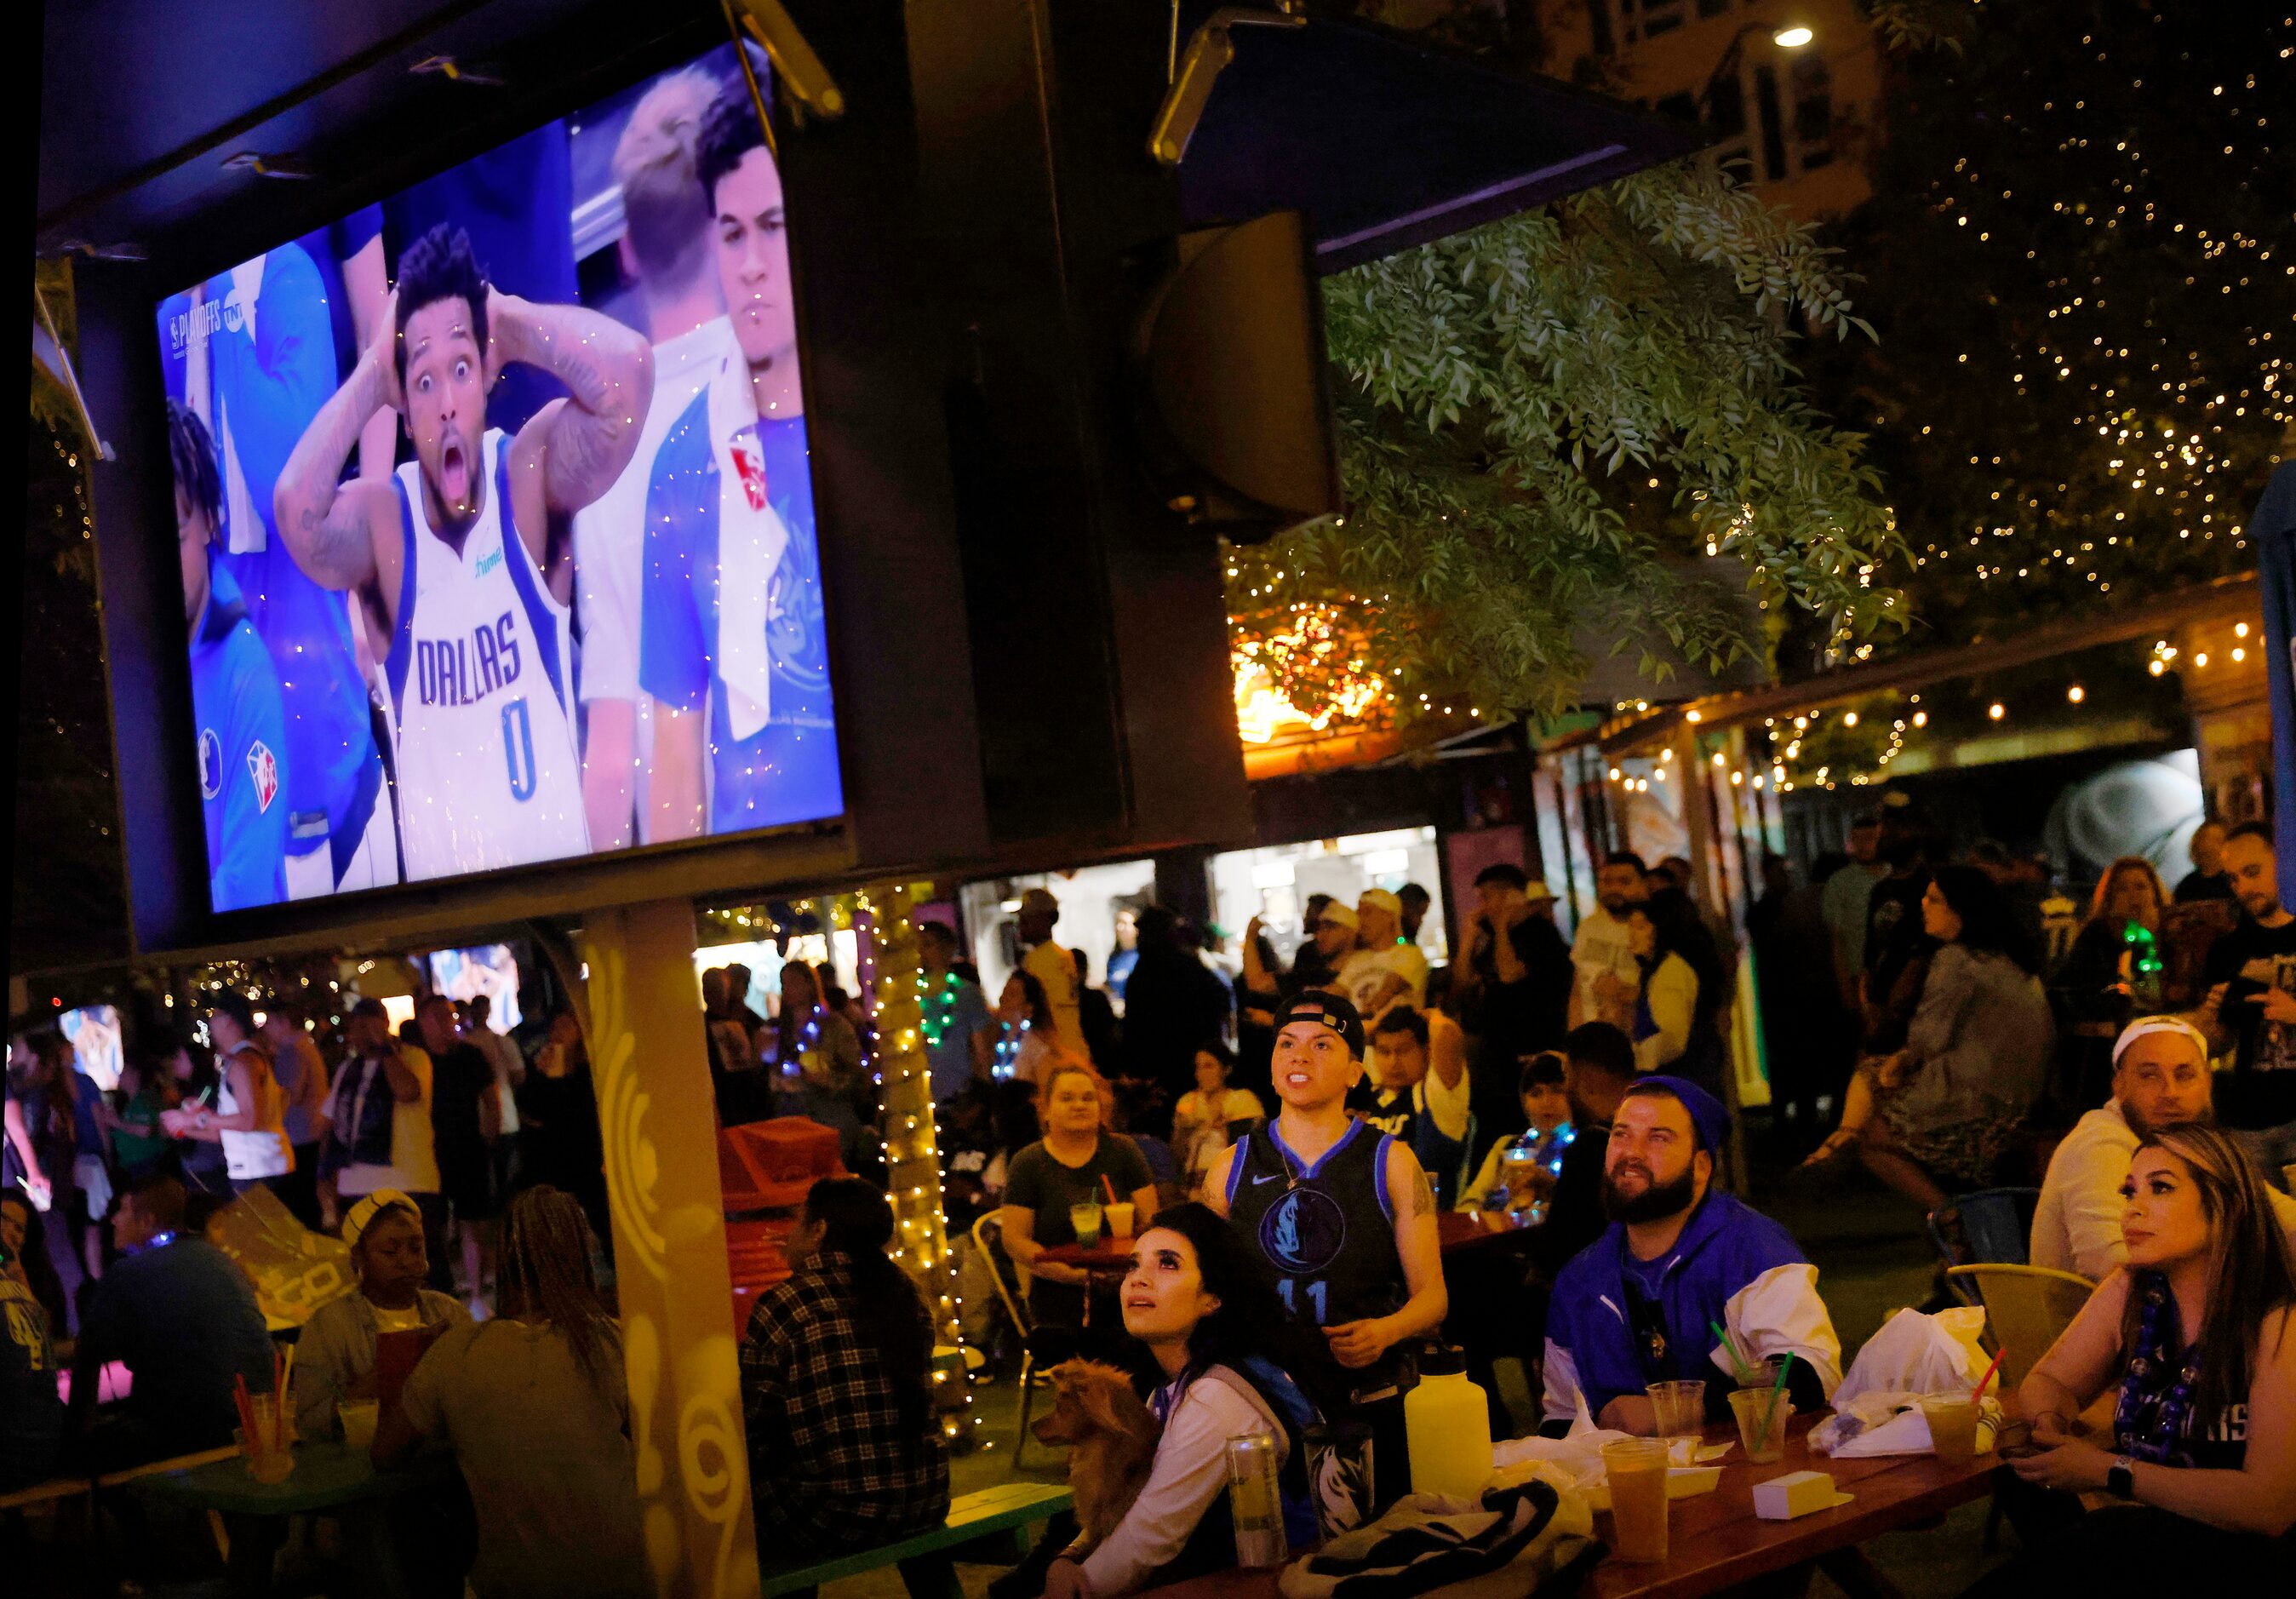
[2111,1014,2211,1068]
[1275,992,1366,1059]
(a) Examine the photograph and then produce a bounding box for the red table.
[1134,1415,1998,1599]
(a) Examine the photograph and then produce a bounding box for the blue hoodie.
[1543,1190,1842,1427]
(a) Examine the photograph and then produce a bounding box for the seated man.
[68,1174,276,1465]
[1350,1006,1475,1209]
[2033,1015,2296,1280]
[1542,1077,1841,1435]
[1526,1023,1638,1284]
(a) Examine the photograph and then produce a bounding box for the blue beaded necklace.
[993,1020,1032,1080]
[2115,1270,2205,1464]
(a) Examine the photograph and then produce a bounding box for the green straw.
[1753,1351,1795,1455]
[1711,1321,1755,1385]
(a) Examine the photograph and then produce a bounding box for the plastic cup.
[1103,1201,1136,1241]
[338,1399,381,1451]
[1921,1395,1979,1459]
[1600,1438,1672,1563]
[1728,1386,1792,1463]
[1646,1380,1706,1450]
[1068,1202,1103,1248]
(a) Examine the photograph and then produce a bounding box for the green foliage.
[1228,159,1903,721]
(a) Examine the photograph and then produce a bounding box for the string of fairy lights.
[1883,11,2291,610]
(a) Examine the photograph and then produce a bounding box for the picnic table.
[1134,1413,1999,1599]
[130,1438,460,1597]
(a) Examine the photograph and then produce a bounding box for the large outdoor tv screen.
[155,44,839,913]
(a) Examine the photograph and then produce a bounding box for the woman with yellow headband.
[294,1189,470,1436]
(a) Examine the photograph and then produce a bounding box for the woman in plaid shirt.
[741,1178,952,1551]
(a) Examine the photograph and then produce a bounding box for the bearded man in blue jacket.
[1541,1075,1842,1435]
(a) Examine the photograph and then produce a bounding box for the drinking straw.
[1710,1321,1755,1384]
[1969,1346,2007,1406]
[1102,1173,1119,1204]
[232,1373,259,1453]
[1754,1352,1795,1455]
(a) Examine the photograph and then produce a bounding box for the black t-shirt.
[429,1042,495,1159]
[2202,916,2296,1128]
[1528,1116,1611,1283]
[1469,914,1572,1055]
[2174,869,2235,905]
[1004,1135,1154,1327]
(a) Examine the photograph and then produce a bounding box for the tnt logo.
[247,741,278,813]
[198,728,223,800]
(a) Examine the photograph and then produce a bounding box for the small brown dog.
[1031,1360,1160,1544]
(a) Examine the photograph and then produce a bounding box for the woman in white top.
[1041,1203,1320,1598]
[163,995,290,1193]
[1170,1043,1267,1196]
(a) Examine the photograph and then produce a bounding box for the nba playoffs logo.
[1258,1186,1347,1275]
[247,741,278,813]
[198,729,223,800]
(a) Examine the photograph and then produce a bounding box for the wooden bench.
[760,1481,1073,1598]
[0,1475,90,1514]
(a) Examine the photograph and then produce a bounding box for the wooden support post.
[580,899,760,1599]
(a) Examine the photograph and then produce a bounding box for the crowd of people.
[8,811,2296,1590]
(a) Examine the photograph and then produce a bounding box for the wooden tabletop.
[1133,1415,1997,1599]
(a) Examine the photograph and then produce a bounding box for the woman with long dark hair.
[1962,1123,2296,1590]
[1812,864,2053,1207]
[1040,1202,1321,1598]
[375,1186,643,1599]
[1623,888,1731,1096]
[741,1177,951,1553]
[2054,856,2173,1107]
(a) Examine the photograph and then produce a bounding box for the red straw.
[1970,1347,2008,1404]
[232,1373,259,1449]
[1102,1173,1119,1204]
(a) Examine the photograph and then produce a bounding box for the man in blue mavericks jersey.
[157,237,395,897]
[170,404,291,911]
[640,88,842,840]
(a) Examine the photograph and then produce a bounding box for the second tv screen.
[156,43,841,913]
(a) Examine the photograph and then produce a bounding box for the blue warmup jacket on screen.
[161,240,385,880]
[638,395,843,833]
[1542,1190,1842,1427]
[191,560,292,911]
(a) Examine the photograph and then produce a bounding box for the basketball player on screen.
[274,222,655,882]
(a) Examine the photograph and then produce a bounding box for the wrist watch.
[2106,1455,2136,1499]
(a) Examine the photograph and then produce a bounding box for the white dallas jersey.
[386,429,590,880]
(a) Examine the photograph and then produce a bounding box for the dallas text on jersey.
[415,610,524,709]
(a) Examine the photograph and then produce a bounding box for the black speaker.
[1137,209,1342,543]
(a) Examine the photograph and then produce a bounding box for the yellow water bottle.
[1404,1345,1492,1503]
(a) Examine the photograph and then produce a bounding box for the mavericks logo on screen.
[417,611,524,708]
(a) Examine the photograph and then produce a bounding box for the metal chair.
[1944,1264,2096,1392]
[1927,1187,2042,1304]
[971,1212,1048,1470]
